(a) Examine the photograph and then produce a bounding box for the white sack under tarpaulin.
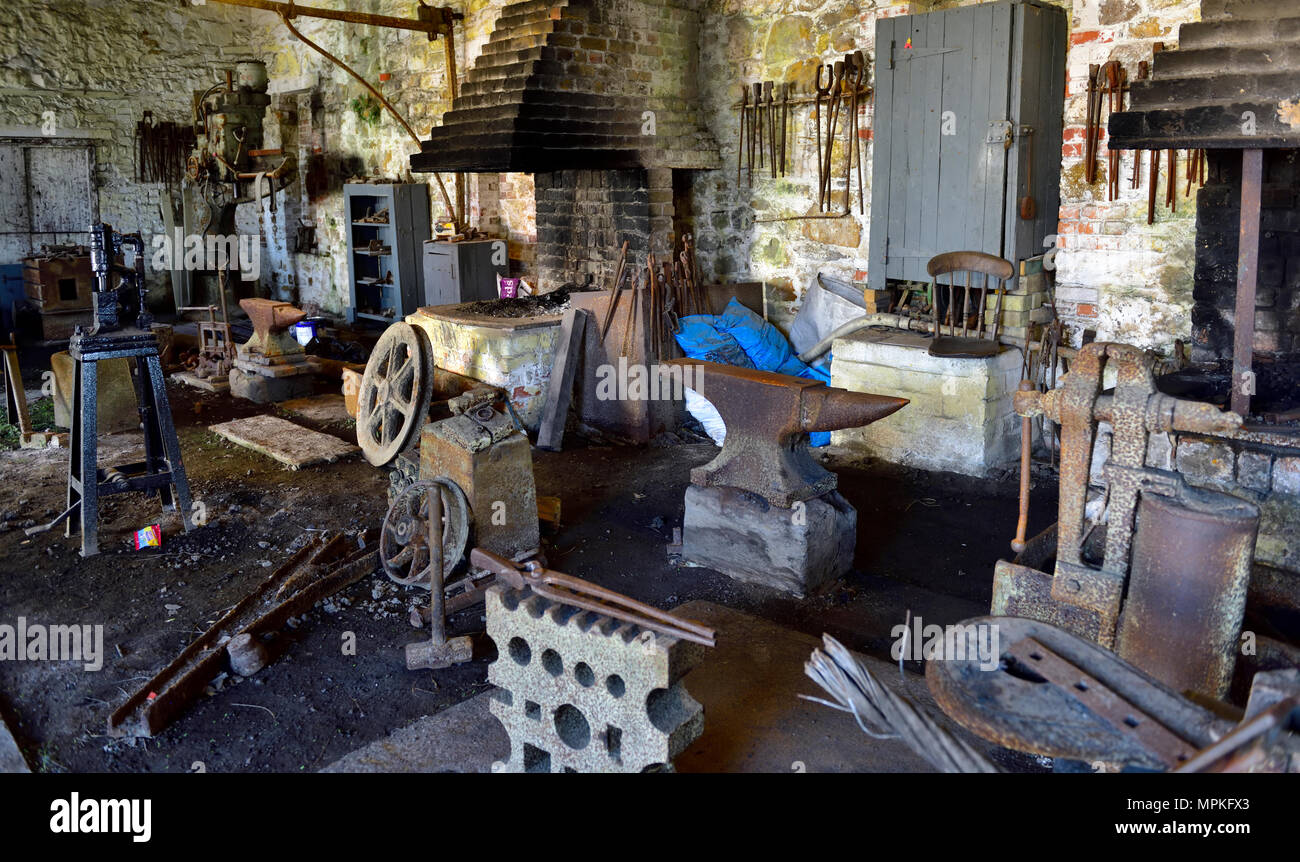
[787,272,870,375]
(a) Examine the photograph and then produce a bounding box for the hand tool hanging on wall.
[765,81,776,179]
[1147,144,1159,225]
[821,60,846,211]
[1130,62,1148,191]
[1084,64,1101,185]
[1166,148,1177,212]
[1107,65,1125,201]
[737,86,747,186]
[753,82,764,179]
[780,82,789,177]
[814,65,831,209]
[852,51,867,215]
[1019,127,1036,220]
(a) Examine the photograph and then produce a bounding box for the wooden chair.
[926,251,1015,358]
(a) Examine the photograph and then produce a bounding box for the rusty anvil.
[663,358,908,507]
[238,297,307,361]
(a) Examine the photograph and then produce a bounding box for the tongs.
[470,549,717,647]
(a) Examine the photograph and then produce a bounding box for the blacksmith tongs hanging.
[469,549,717,647]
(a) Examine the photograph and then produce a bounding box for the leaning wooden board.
[209,414,359,469]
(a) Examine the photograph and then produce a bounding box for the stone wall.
[0,0,259,303]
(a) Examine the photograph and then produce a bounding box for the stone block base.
[229,367,313,404]
[829,330,1023,477]
[682,484,855,596]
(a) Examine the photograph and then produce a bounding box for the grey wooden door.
[868,1,1065,291]
[0,142,96,265]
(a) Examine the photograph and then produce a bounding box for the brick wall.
[1053,0,1203,350]
[534,167,674,288]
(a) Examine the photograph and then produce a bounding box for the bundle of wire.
[802,634,1000,773]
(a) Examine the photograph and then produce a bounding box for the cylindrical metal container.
[1115,485,1259,700]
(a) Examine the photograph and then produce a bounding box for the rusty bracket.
[470,548,717,647]
[1006,637,1198,768]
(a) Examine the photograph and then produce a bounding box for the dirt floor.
[0,352,1059,773]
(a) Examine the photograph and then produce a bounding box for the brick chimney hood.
[1109,0,1300,149]
[411,0,719,174]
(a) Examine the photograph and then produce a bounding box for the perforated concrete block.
[486,585,705,773]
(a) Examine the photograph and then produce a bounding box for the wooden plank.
[885,14,912,282]
[209,414,360,469]
[28,146,92,235]
[1004,1,1030,270]
[535,306,587,451]
[981,4,1012,258]
[937,5,974,258]
[966,4,994,255]
[868,15,895,291]
[917,9,947,260]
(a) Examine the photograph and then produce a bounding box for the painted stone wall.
[687,0,1202,347]
[0,0,259,302]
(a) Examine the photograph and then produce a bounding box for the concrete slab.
[279,394,351,425]
[208,415,359,470]
[322,601,999,773]
[322,694,506,773]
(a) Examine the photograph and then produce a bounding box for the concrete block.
[682,484,855,597]
[1273,457,1300,497]
[1176,438,1236,487]
[50,351,137,434]
[1237,450,1273,493]
[829,333,1019,476]
[486,585,705,773]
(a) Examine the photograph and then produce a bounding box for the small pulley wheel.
[380,478,470,590]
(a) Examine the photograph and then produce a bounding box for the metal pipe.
[204,0,458,36]
[1231,148,1263,417]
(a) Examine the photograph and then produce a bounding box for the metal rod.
[1231,148,1263,417]
[204,0,457,36]
[427,488,446,646]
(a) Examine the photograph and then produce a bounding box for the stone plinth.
[682,484,855,597]
[829,330,1023,477]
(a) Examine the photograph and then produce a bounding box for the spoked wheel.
[380,479,470,590]
[357,322,432,466]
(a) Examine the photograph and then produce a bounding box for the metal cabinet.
[868,0,1066,290]
[422,239,507,306]
[344,183,430,324]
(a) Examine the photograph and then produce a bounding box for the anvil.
[663,358,908,507]
[238,298,308,361]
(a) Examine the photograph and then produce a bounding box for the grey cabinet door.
[869,2,1014,289]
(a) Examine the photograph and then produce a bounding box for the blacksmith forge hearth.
[411,0,719,288]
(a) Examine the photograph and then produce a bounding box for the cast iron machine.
[997,342,1258,700]
[167,59,297,310]
[29,223,195,556]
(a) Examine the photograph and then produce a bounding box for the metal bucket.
[1115,485,1259,700]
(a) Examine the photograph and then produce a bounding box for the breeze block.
[486,584,705,773]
